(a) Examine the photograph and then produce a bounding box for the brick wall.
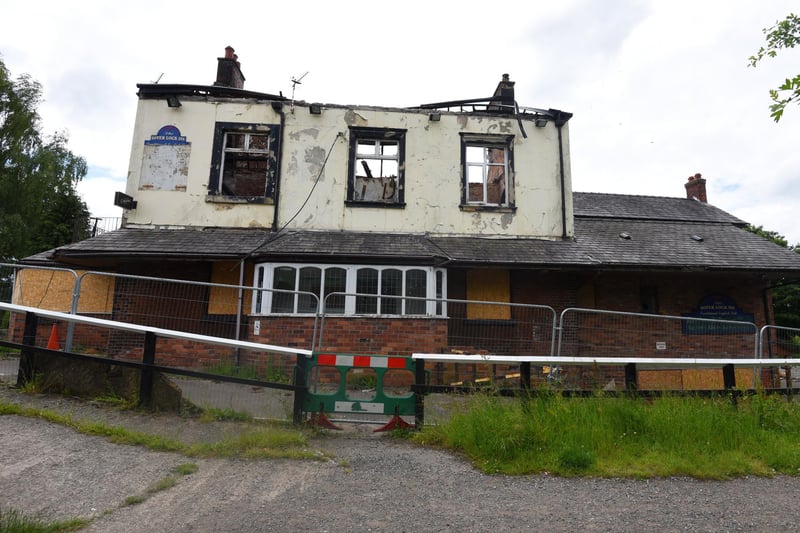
[248,315,448,356]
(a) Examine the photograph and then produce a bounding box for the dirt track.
[3,384,800,532]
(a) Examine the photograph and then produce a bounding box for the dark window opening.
[209,122,281,200]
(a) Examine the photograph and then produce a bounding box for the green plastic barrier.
[304,352,416,420]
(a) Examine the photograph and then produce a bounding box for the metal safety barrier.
[304,352,418,430]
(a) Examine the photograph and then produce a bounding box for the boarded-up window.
[466,269,511,320]
[13,270,114,313]
[209,262,253,315]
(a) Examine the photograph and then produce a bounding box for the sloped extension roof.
[48,228,270,262]
[571,192,800,272]
[40,191,800,275]
[573,218,800,271]
[574,192,745,224]
[45,226,800,274]
[252,231,447,264]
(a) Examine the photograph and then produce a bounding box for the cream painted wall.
[124,97,573,238]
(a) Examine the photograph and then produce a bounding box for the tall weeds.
[415,393,800,479]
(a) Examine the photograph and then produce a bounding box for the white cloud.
[77,174,124,219]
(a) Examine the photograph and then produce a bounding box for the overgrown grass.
[0,401,321,461]
[0,507,87,532]
[199,407,253,423]
[184,427,316,459]
[413,392,800,479]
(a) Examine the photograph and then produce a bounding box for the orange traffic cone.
[47,324,60,350]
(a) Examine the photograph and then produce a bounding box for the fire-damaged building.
[12,46,800,389]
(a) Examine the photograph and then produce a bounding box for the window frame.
[208,122,281,203]
[252,263,446,316]
[460,133,515,210]
[346,127,406,208]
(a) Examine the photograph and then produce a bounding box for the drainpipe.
[551,109,573,240]
[271,101,286,232]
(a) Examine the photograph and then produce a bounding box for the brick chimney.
[685,173,707,203]
[488,73,515,113]
[214,46,245,89]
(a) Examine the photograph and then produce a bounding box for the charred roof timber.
[415,74,573,127]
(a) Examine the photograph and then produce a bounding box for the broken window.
[347,128,406,206]
[461,134,514,207]
[208,122,281,201]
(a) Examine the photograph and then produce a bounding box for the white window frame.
[252,263,447,316]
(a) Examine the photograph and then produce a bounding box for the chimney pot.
[685,172,707,203]
[216,46,245,89]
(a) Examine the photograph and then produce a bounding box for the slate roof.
[573,192,745,224]
[252,231,447,264]
[36,192,800,276]
[49,228,270,260]
[573,218,800,271]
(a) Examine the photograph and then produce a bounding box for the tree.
[745,225,800,329]
[749,13,800,122]
[0,57,90,263]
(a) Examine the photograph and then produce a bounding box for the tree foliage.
[745,224,800,329]
[749,13,800,122]
[0,57,90,262]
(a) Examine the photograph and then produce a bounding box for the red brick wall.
[247,315,448,356]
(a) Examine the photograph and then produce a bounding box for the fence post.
[625,363,638,392]
[722,364,736,390]
[139,332,157,409]
[292,353,308,424]
[17,312,38,386]
[520,362,531,395]
[415,358,426,427]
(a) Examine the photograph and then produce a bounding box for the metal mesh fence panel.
[1,264,79,352]
[318,294,557,387]
[74,272,319,354]
[4,304,302,422]
[558,308,760,390]
[759,325,800,388]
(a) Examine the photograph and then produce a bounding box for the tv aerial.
[290,71,309,112]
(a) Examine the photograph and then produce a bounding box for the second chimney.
[685,173,707,203]
[215,46,245,89]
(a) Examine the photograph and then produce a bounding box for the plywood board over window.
[466,269,511,320]
[209,261,254,315]
[13,270,114,313]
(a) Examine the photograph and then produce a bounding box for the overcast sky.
[2,0,799,243]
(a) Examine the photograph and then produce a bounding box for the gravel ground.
[3,381,800,532]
